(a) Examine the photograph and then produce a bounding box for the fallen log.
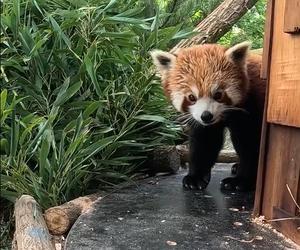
[148,144,238,175]
[147,146,181,176]
[44,194,100,235]
[176,145,238,164]
[14,195,55,250]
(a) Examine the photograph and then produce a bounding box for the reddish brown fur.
[161,44,265,112]
[244,53,266,114]
[152,43,267,191]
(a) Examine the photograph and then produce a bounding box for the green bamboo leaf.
[79,136,115,157]
[28,120,49,154]
[105,16,148,25]
[47,15,71,48]
[0,189,18,203]
[172,30,198,40]
[150,8,159,32]
[18,29,33,55]
[8,109,19,166]
[73,113,84,140]
[84,56,101,97]
[11,0,20,37]
[116,8,145,18]
[0,89,7,113]
[39,129,51,179]
[58,131,66,166]
[97,127,114,134]
[0,174,16,183]
[32,0,44,16]
[53,81,82,107]
[64,135,85,160]
[97,31,135,39]
[103,0,118,11]
[83,101,103,119]
[135,115,166,122]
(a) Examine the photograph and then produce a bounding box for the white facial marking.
[171,92,185,112]
[225,85,241,105]
[189,97,225,125]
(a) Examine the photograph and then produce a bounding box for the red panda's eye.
[188,94,196,103]
[213,91,223,101]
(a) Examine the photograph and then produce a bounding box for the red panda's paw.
[182,175,209,190]
[220,177,255,191]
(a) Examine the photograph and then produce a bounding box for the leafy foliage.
[157,0,266,49]
[218,0,267,49]
[159,0,222,27]
[0,0,197,208]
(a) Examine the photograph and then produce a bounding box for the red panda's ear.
[225,41,251,66]
[150,50,176,77]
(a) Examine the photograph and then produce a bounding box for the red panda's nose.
[201,111,213,123]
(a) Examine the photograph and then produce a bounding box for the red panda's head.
[150,42,251,126]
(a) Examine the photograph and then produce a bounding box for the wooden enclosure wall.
[254,0,300,245]
[266,0,300,127]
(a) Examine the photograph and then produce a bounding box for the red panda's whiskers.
[187,117,201,129]
[181,117,194,127]
[176,113,192,123]
[223,106,249,114]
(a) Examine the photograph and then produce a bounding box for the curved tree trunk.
[171,0,259,52]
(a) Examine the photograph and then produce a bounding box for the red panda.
[150,42,266,191]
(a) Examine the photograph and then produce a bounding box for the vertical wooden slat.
[260,125,300,244]
[260,0,275,80]
[253,0,275,216]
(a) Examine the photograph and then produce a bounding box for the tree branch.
[171,0,259,52]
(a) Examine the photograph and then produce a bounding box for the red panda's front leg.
[221,111,261,191]
[183,123,224,190]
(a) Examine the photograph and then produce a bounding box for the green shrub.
[0,0,195,208]
[218,0,267,49]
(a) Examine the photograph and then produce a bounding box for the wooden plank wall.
[266,0,300,128]
[255,0,300,245]
[261,125,300,245]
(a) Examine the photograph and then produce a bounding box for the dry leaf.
[233,222,243,226]
[255,236,263,240]
[166,240,177,246]
[229,208,239,212]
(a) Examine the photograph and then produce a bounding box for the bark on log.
[176,144,238,164]
[12,233,17,250]
[147,146,181,176]
[44,194,100,235]
[217,149,239,163]
[171,0,259,52]
[148,144,238,175]
[14,195,55,250]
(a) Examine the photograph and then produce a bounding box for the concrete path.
[65,164,297,250]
